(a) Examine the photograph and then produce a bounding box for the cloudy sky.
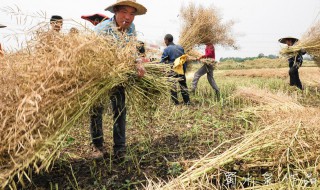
[0,0,319,59]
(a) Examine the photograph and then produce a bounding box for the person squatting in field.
[191,42,220,99]
[90,0,147,162]
[160,34,191,105]
[279,37,306,90]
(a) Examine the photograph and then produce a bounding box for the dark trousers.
[170,72,190,104]
[289,66,302,90]
[90,86,126,153]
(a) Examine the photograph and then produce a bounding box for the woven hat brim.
[105,1,147,15]
[278,37,299,44]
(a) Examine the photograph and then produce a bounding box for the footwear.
[91,147,103,159]
[91,145,108,159]
[215,91,221,101]
[113,150,127,164]
[184,101,191,106]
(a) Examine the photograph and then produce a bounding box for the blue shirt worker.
[161,34,190,105]
[91,0,147,162]
[279,37,306,90]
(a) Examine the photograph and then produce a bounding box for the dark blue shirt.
[160,42,185,63]
[160,42,187,72]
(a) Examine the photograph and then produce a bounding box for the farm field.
[22,60,320,190]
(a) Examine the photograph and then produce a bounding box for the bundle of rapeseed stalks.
[200,58,217,67]
[146,87,320,189]
[280,21,320,65]
[0,29,171,189]
[178,2,236,53]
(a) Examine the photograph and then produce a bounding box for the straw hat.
[105,0,147,15]
[278,37,299,44]
[0,24,7,28]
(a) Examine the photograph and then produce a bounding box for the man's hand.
[136,63,146,78]
[187,56,197,61]
[293,62,301,69]
[298,48,307,55]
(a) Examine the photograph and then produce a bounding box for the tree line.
[219,53,278,62]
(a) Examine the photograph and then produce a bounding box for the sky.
[0,0,319,60]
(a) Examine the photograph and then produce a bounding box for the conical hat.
[278,37,299,44]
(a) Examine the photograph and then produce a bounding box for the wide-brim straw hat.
[105,0,147,15]
[81,14,109,25]
[278,37,299,44]
[0,24,7,28]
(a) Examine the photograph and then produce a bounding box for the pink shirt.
[200,44,215,59]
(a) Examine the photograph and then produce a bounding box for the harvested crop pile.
[178,2,236,53]
[0,30,171,189]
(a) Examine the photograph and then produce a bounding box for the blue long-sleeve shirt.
[160,42,186,72]
[160,42,185,63]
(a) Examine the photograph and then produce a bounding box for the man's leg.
[178,74,190,104]
[170,90,179,105]
[206,65,220,98]
[169,72,179,105]
[296,69,303,90]
[191,64,207,91]
[111,86,126,155]
[289,67,303,89]
[289,67,295,86]
[90,106,104,149]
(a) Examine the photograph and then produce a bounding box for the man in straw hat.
[0,23,7,56]
[191,42,220,100]
[160,34,190,105]
[278,37,306,90]
[90,0,147,161]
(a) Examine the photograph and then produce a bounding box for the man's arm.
[160,48,169,63]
